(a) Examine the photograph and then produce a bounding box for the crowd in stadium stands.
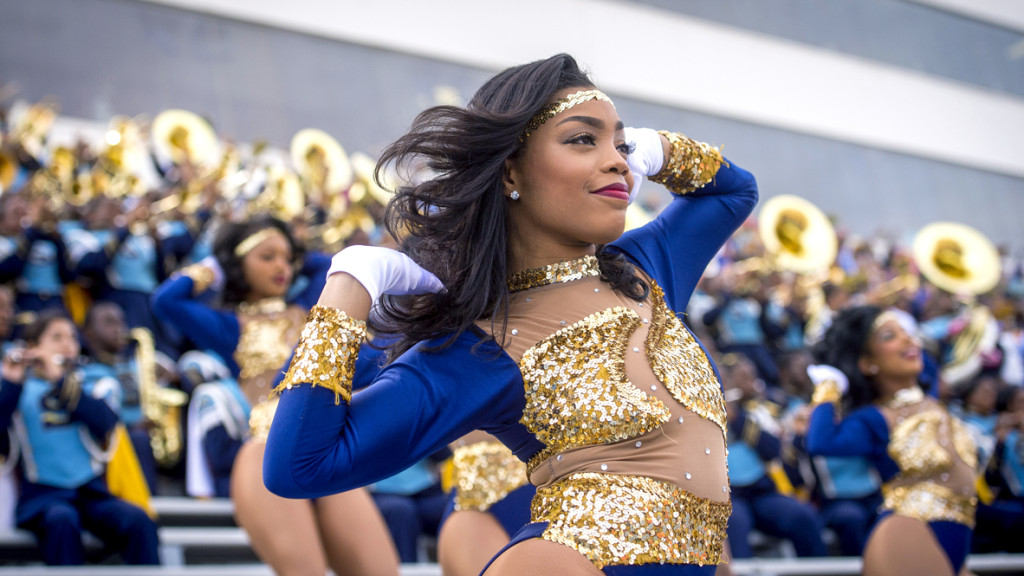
[1,89,1022,567]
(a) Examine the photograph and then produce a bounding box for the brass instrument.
[912,222,1002,387]
[131,327,189,468]
[291,128,353,200]
[311,151,391,248]
[0,150,17,193]
[757,194,837,274]
[151,109,221,171]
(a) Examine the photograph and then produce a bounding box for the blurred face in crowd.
[85,302,128,356]
[0,194,27,234]
[242,230,294,301]
[859,316,922,381]
[505,88,634,261]
[723,355,763,400]
[85,196,122,230]
[0,286,13,340]
[964,376,998,415]
[30,318,80,381]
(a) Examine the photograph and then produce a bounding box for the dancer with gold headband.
[152,215,399,576]
[265,53,757,575]
[805,306,979,576]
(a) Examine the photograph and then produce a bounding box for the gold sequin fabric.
[235,316,295,379]
[176,263,215,295]
[882,482,977,527]
[274,306,367,404]
[507,255,601,293]
[811,380,843,406]
[649,131,723,195]
[533,472,730,568]
[519,307,671,475]
[248,397,279,441]
[451,442,529,512]
[520,90,614,142]
[888,410,977,477]
[645,284,727,436]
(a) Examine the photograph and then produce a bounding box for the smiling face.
[859,317,923,381]
[241,230,294,301]
[505,88,634,265]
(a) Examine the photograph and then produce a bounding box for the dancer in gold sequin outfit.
[806,306,979,576]
[264,54,758,575]
[153,216,399,576]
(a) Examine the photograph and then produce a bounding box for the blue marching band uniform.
[0,366,159,565]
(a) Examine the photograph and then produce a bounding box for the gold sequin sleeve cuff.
[811,380,843,406]
[648,131,724,195]
[176,263,215,295]
[273,306,367,405]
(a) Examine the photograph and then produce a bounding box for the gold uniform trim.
[888,410,977,477]
[507,254,601,293]
[519,307,671,475]
[248,397,279,441]
[274,306,367,404]
[811,380,843,406]
[451,442,529,512]
[534,472,731,568]
[176,262,215,295]
[235,316,294,379]
[649,131,723,195]
[882,482,977,527]
[646,284,728,436]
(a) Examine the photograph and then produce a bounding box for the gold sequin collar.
[507,255,601,293]
[237,297,287,316]
[885,385,925,409]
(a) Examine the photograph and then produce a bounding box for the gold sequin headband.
[234,227,287,257]
[870,310,902,335]
[520,89,614,142]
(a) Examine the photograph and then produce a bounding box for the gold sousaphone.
[151,109,220,170]
[757,194,838,274]
[913,222,1002,387]
[290,128,353,198]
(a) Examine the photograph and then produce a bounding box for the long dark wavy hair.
[372,53,648,359]
[212,215,303,308]
[812,305,927,411]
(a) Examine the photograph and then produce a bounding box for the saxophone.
[131,327,189,468]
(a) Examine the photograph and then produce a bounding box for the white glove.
[197,255,226,294]
[807,364,849,395]
[623,127,665,205]
[327,245,444,303]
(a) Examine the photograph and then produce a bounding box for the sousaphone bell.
[757,194,837,274]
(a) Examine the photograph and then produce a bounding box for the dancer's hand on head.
[623,127,666,205]
[807,364,849,395]
[327,245,444,304]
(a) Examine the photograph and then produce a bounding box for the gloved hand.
[807,364,849,395]
[623,127,665,205]
[327,245,444,303]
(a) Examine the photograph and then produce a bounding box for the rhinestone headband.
[234,227,287,258]
[520,89,614,142]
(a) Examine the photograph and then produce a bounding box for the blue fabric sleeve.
[729,409,782,461]
[291,251,331,310]
[69,392,119,441]
[609,159,757,313]
[151,275,241,373]
[263,333,525,499]
[0,379,24,431]
[805,403,889,458]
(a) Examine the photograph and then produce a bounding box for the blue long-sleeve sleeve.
[152,274,241,375]
[610,159,757,314]
[263,333,529,499]
[69,391,119,442]
[805,402,898,480]
[0,379,24,432]
[291,251,331,310]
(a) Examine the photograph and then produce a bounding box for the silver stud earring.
[509,190,520,200]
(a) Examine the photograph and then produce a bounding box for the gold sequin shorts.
[452,442,529,512]
[532,472,730,568]
[248,397,279,442]
[883,481,977,527]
